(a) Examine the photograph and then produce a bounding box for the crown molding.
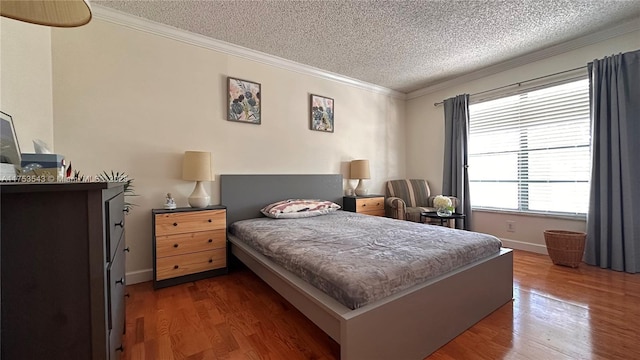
[91,5,406,100]
[90,5,639,102]
[407,18,640,100]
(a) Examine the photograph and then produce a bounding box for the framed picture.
[227,77,261,124]
[310,94,334,132]
[0,111,21,167]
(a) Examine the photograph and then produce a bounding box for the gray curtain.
[443,94,471,230]
[585,49,640,273]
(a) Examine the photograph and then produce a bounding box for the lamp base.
[354,179,368,196]
[188,181,210,208]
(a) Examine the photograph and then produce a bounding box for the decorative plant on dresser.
[152,206,228,288]
[65,168,138,212]
[96,170,138,212]
[1,182,128,360]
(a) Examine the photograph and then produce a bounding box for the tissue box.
[20,153,65,182]
[0,163,18,181]
[21,153,65,169]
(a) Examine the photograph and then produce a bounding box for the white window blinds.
[468,78,590,215]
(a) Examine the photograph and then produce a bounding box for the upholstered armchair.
[385,179,459,225]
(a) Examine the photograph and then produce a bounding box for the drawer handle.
[125,293,130,298]
[173,222,178,226]
[208,259,213,263]
[115,221,124,228]
[362,204,366,207]
[173,244,179,248]
[116,278,124,285]
[115,345,124,352]
[208,239,213,243]
[208,219,212,223]
[174,265,179,269]
[123,207,130,214]
[124,247,130,253]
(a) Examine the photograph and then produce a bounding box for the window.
[468,78,590,215]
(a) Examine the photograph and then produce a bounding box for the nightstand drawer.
[156,249,226,280]
[356,197,384,211]
[343,195,385,217]
[156,229,226,257]
[155,209,226,236]
[360,208,386,216]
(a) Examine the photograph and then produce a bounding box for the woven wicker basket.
[544,230,587,268]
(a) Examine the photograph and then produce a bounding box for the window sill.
[472,207,587,221]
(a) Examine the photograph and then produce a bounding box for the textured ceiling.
[93,0,640,93]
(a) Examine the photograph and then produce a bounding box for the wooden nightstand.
[343,195,385,216]
[152,205,227,289]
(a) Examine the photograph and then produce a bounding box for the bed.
[220,174,513,359]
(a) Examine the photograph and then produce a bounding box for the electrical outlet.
[506,221,516,232]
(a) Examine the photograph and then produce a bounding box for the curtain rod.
[433,65,587,106]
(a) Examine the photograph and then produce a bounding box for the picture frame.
[0,111,21,168]
[310,94,334,133]
[227,77,261,124]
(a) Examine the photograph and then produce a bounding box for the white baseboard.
[126,268,153,285]
[500,238,548,255]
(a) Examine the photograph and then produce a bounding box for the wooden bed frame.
[220,174,513,359]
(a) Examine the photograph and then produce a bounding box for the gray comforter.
[230,211,502,309]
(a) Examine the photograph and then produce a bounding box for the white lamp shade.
[350,159,371,179]
[0,0,92,27]
[182,151,213,181]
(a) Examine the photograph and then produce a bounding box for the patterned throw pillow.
[260,199,341,219]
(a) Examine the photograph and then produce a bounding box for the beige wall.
[406,30,640,253]
[51,19,406,282]
[0,18,54,152]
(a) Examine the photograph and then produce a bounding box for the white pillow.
[260,199,341,219]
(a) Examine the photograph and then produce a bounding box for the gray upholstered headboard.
[220,174,343,225]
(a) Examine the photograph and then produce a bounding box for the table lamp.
[350,159,370,196]
[182,151,213,208]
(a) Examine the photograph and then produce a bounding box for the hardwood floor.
[122,250,640,360]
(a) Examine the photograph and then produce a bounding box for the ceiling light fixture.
[0,0,92,28]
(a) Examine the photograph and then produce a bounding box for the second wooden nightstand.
[343,195,385,217]
[152,205,227,289]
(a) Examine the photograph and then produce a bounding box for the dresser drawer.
[156,249,226,280]
[155,209,226,236]
[105,193,125,261]
[156,229,226,257]
[107,234,125,360]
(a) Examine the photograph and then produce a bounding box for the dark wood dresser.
[1,182,127,360]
